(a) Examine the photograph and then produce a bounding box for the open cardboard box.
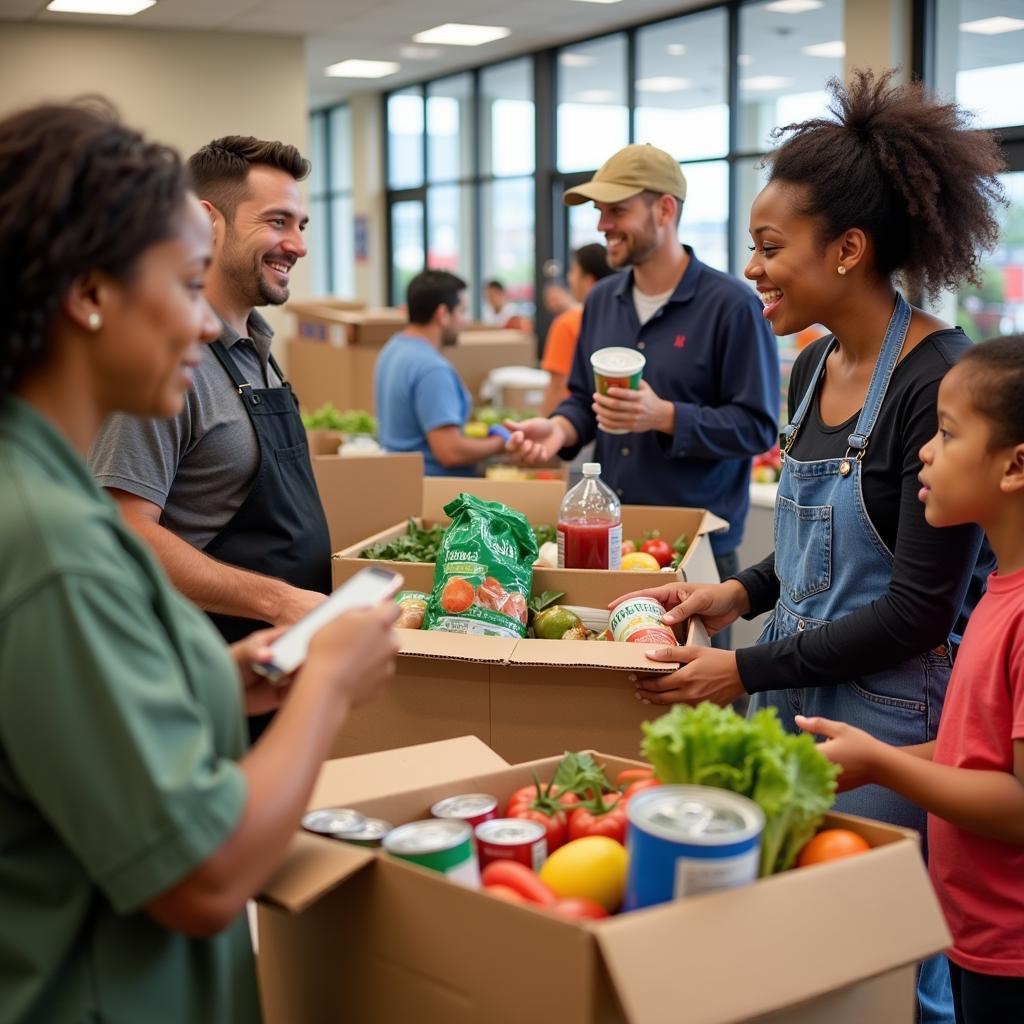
[257,737,951,1024]
[326,559,708,763]
[312,452,423,553]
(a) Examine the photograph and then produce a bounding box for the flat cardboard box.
[312,452,423,553]
[326,562,708,762]
[257,740,951,1024]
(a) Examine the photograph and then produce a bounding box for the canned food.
[301,807,367,838]
[383,819,480,888]
[430,793,499,829]
[625,785,765,910]
[610,596,676,647]
[475,818,548,872]
[339,817,393,848]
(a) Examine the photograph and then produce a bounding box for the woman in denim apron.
[615,71,1005,1024]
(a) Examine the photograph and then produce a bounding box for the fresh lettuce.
[640,703,839,876]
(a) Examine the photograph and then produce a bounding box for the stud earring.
[837,265,847,276]
[87,312,102,331]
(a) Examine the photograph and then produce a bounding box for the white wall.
[0,22,311,348]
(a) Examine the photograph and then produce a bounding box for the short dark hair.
[638,190,684,227]
[407,270,467,324]
[187,135,309,220]
[957,336,1024,449]
[0,98,188,395]
[573,243,613,282]
[485,279,505,292]
[765,69,1006,300]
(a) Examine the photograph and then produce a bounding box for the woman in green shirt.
[0,102,399,1023]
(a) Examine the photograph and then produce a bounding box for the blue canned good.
[625,785,765,910]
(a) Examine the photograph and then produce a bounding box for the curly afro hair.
[765,69,1006,300]
[0,98,188,395]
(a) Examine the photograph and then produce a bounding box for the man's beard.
[609,209,659,269]
[221,235,289,308]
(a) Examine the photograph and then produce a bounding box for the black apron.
[203,339,331,737]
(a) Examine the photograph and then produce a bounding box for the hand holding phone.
[252,567,404,683]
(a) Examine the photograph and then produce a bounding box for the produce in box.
[423,494,537,639]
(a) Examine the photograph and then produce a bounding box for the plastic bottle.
[557,463,622,569]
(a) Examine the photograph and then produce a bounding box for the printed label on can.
[445,855,481,889]
[610,597,675,646]
[673,847,760,897]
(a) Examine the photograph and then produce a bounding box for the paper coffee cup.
[591,347,645,435]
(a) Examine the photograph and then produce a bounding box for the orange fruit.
[796,828,871,868]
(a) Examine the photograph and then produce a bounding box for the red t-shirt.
[929,566,1024,977]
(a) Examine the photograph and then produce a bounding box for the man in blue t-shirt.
[375,270,507,476]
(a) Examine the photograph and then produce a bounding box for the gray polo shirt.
[88,312,282,549]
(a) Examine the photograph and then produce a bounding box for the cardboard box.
[313,452,423,553]
[326,561,708,762]
[288,304,405,347]
[257,739,951,1024]
[305,428,345,457]
[447,329,537,400]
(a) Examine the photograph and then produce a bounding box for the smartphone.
[252,566,404,684]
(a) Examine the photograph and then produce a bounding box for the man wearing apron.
[89,136,331,742]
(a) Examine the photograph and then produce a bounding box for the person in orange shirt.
[540,243,614,414]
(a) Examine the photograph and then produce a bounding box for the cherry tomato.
[615,767,655,786]
[567,799,628,845]
[551,897,609,920]
[481,861,557,905]
[641,538,674,567]
[623,778,662,802]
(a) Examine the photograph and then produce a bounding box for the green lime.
[534,606,582,640]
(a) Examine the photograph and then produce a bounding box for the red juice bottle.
[557,463,622,570]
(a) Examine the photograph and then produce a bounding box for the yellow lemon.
[621,551,661,571]
[538,836,628,911]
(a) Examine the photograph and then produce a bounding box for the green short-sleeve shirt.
[0,399,260,1023]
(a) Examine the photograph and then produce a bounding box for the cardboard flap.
[596,840,950,1024]
[700,510,730,535]
[507,638,676,673]
[309,735,509,809]
[399,631,518,664]
[259,831,375,913]
[421,477,565,522]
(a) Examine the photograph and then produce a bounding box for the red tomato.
[796,829,871,868]
[505,784,579,816]
[623,778,662,802]
[551,897,609,920]
[640,538,673,567]
[481,861,557,905]
[568,799,628,845]
[509,806,569,851]
[615,767,655,786]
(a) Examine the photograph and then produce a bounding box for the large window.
[308,105,354,298]
[385,58,536,317]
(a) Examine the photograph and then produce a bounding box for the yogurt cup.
[590,347,646,435]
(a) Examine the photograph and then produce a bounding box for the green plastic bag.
[424,493,538,639]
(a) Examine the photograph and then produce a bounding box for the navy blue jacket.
[555,248,779,553]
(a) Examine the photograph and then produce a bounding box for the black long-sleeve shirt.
[734,328,992,694]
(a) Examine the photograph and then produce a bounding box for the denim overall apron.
[749,295,952,1022]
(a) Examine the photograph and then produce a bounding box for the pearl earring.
[837,265,847,276]
[87,312,102,331]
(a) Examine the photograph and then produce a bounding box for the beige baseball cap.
[563,143,687,207]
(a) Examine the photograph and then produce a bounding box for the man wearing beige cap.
[508,143,779,647]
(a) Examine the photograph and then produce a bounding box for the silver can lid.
[343,817,393,843]
[302,807,367,838]
[431,793,498,820]
[384,818,471,855]
[475,817,546,845]
[627,785,764,845]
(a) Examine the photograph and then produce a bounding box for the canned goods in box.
[339,817,393,848]
[302,807,366,838]
[475,818,548,872]
[610,597,676,647]
[430,793,499,829]
[383,819,480,888]
[625,785,764,910]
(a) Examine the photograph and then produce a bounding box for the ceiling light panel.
[959,17,1024,35]
[636,76,693,93]
[412,23,511,46]
[763,0,823,13]
[46,0,155,13]
[325,59,400,78]
[802,40,845,58]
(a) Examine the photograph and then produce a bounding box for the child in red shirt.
[797,336,1024,1024]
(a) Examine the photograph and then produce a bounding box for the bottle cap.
[582,462,601,475]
